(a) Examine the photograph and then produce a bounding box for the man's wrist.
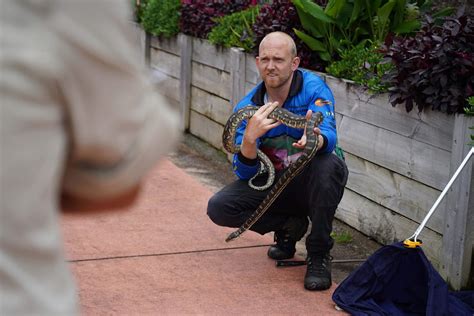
[243,133,257,146]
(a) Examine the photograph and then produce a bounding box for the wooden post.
[230,47,245,107]
[179,34,192,132]
[441,114,474,290]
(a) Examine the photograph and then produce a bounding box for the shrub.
[252,0,326,71]
[291,0,452,64]
[131,0,147,23]
[326,42,394,94]
[180,0,255,39]
[383,13,474,113]
[208,6,260,52]
[141,0,180,37]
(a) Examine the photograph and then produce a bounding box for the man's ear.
[292,56,300,71]
[255,56,260,67]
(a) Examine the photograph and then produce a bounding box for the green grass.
[331,230,353,244]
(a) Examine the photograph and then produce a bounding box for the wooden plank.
[230,48,246,108]
[192,38,231,72]
[245,82,257,96]
[189,110,224,151]
[337,189,442,268]
[160,95,180,113]
[179,34,192,132]
[335,112,343,131]
[191,62,231,100]
[191,87,233,126]
[326,75,454,151]
[149,35,180,55]
[338,115,451,190]
[150,48,180,79]
[441,114,474,290]
[153,72,180,103]
[344,152,444,234]
[245,53,259,85]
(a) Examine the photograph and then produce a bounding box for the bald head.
[255,31,300,92]
[259,32,297,58]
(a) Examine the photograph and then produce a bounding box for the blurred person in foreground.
[0,1,180,314]
[207,32,348,291]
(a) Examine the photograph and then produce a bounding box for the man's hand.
[241,101,281,159]
[292,110,324,151]
[244,101,281,142]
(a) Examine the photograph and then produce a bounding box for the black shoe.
[304,252,332,291]
[267,216,309,260]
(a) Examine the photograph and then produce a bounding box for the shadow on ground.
[168,133,382,284]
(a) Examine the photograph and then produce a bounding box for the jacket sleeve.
[58,1,180,200]
[230,99,260,180]
[308,79,337,154]
[232,119,261,180]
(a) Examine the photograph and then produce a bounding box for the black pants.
[207,152,349,254]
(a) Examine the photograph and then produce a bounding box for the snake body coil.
[222,105,323,242]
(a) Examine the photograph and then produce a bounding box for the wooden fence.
[141,30,473,290]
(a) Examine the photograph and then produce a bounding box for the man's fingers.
[266,121,281,130]
[292,142,305,149]
[292,134,307,149]
[261,101,279,116]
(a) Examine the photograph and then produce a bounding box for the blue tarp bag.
[332,242,474,315]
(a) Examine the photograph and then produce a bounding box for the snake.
[222,105,323,242]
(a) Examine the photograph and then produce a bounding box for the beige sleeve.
[56,1,180,200]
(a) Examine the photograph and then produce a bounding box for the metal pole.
[408,147,474,242]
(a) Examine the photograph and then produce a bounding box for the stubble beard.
[264,71,292,90]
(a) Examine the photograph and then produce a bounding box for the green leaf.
[353,26,370,41]
[365,0,382,16]
[375,0,396,40]
[333,1,354,29]
[207,6,259,52]
[376,0,396,26]
[141,0,181,37]
[329,35,342,53]
[294,29,328,52]
[319,51,332,62]
[349,0,364,25]
[391,0,407,28]
[294,3,325,37]
[392,20,421,34]
[432,7,455,18]
[325,0,347,19]
[419,0,433,12]
[292,0,335,24]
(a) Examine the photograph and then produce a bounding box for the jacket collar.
[251,69,304,106]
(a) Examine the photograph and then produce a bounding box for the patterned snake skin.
[222,105,323,242]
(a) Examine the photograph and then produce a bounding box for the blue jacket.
[232,69,337,180]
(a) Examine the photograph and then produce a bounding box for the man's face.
[256,38,299,89]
